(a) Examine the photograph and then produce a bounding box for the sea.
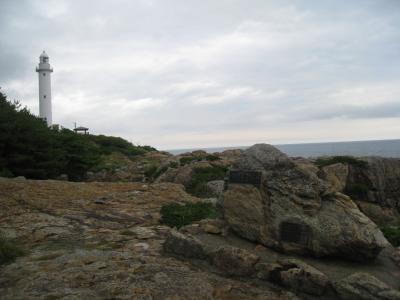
[165,139,400,158]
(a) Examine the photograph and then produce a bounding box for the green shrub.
[160,202,217,229]
[380,227,400,246]
[85,134,154,157]
[346,183,369,196]
[0,234,25,264]
[187,165,228,197]
[179,156,199,165]
[169,161,179,168]
[0,168,13,178]
[153,165,169,179]
[315,156,368,168]
[205,154,220,161]
[144,164,158,179]
[144,163,170,181]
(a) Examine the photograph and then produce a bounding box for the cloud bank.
[1,0,399,149]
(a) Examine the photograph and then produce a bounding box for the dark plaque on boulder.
[280,221,311,245]
[229,170,262,185]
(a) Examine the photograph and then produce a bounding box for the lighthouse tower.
[36,51,53,125]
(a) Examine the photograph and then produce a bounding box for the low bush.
[380,227,400,247]
[345,183,369,196]
[144,164,159,180]
[205,154,220,161]
[144,163,171,181]
[153,165,169,179]
[186,165,228,197]
[179,156,199,165]
[169,161,179,168]
[86,134,154,157]
[0,234,25,265]
[160,202,217,229]
[315,156,368,168]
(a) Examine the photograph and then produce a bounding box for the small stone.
[254,244,266,252]
[203,224,221,234]
[94,196,107,204]
[133,242,150,252]
[57,174,69,181]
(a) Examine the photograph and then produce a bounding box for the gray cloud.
[1,0,400,149]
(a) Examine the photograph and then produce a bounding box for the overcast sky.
[1,0,399,149]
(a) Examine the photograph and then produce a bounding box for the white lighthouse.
[36,51,53,125]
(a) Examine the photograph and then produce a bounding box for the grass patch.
[160,202,217,229]
[380,226,400,247]
[186,165,228,197]
[0,234,25,264]
[315,156,368,168]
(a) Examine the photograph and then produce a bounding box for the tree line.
[0,90,154,181]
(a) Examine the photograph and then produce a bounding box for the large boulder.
[222,144,388,260]
[156,164,194,186]
[256,259,330,296]
[346,157,400,211]
[335,272,400,300]
[206,180,225,198]
[163,229,207,259]
[210,246,260,276]
[392,247,400,268]
[318,163,349,193]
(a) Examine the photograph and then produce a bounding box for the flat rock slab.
[193,231,400,291]
[0,178,300,300]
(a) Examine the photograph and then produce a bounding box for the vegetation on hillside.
[0,234,25,265]
[315,156,368,168]
[186,165,228,197]
[380,226,400,247]
[0,90,153,180]
[160,202,217,229]
[87,135,155,156]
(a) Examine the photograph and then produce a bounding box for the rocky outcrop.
[86,151,172,182]
[0,178,302,300]
[318,163,349,193]
[346,157,400,211]
[314,156,400,226]
[156,163,195,186]
[222,144,388,260]
[335,272,400,300]
[356,201,400,227]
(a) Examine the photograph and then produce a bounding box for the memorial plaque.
[228,170,262,186]
[279,221,311,245]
